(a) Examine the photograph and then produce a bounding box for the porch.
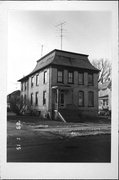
[52,85,74,111]
[52,85,81,122]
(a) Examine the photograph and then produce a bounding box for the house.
[18,49,99,122]
[98,81,111,112]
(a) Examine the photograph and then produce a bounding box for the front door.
[60,90,64,107]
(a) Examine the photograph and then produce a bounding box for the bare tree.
[91,58,111,83]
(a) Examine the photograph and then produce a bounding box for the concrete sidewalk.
[32,122,111,137]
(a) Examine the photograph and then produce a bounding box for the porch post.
[57,88,59,112]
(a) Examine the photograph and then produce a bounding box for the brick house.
[18,49,99,122]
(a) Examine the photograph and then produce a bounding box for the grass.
[7,113,111,127]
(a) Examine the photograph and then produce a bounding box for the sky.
[8,10,112,94]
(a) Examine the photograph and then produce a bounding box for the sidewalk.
[32,122,111,137]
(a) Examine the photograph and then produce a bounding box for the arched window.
[88,91,94,107]
[78,91,84,107]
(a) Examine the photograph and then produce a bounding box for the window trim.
[78,72,84,85]
[43,71,47,84]
[31,76,34,87]
[88,91,94,107]
[31,93,33,105]
[43,91,46,105]
[21,83,23,91]
[35,92,38,106]
[24,81,27,90]
[88,73,94,86]
[57,69,64,83]
[68,71,74,84]
[24,94,26,105]
[36,74,39,86]
[78,91,84,107]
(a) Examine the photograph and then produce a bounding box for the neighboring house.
[7,90,20,110]
[98,81,111,111]
[18,49,99,122]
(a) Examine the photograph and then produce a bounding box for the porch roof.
[52,85,73,90]
[99,95,108,99]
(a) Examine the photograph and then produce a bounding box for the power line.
[56,22,66,50]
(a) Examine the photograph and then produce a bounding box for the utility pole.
[56,22,66,50]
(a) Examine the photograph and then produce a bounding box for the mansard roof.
[18,49,99,81]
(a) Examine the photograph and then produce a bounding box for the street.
[7,134,111,162]
[7,120,111,162]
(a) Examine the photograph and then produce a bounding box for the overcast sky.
[8,10,112,94]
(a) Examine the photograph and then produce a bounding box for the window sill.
[88,84,94,86]
[68,82,74,84]
[57,82,64,84]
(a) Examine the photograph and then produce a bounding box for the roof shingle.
[18,49,99,81]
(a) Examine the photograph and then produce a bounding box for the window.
[57,70,63,83]
[43,71,47,84]
[31,93,33,105]
[21,83,23,91]
[43,91,46,105]
[25,82,27,90]
[60,91,64,106]
[78,72,84,85]
[21,95,23,104]
[88,91,94,107]
[36,74,39,86]
[88,73,93,85]
[68,71,74,84]
[78,91,84,106]
[31,77,34,87]
[24,94,26,105]
[35,92,38,106]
